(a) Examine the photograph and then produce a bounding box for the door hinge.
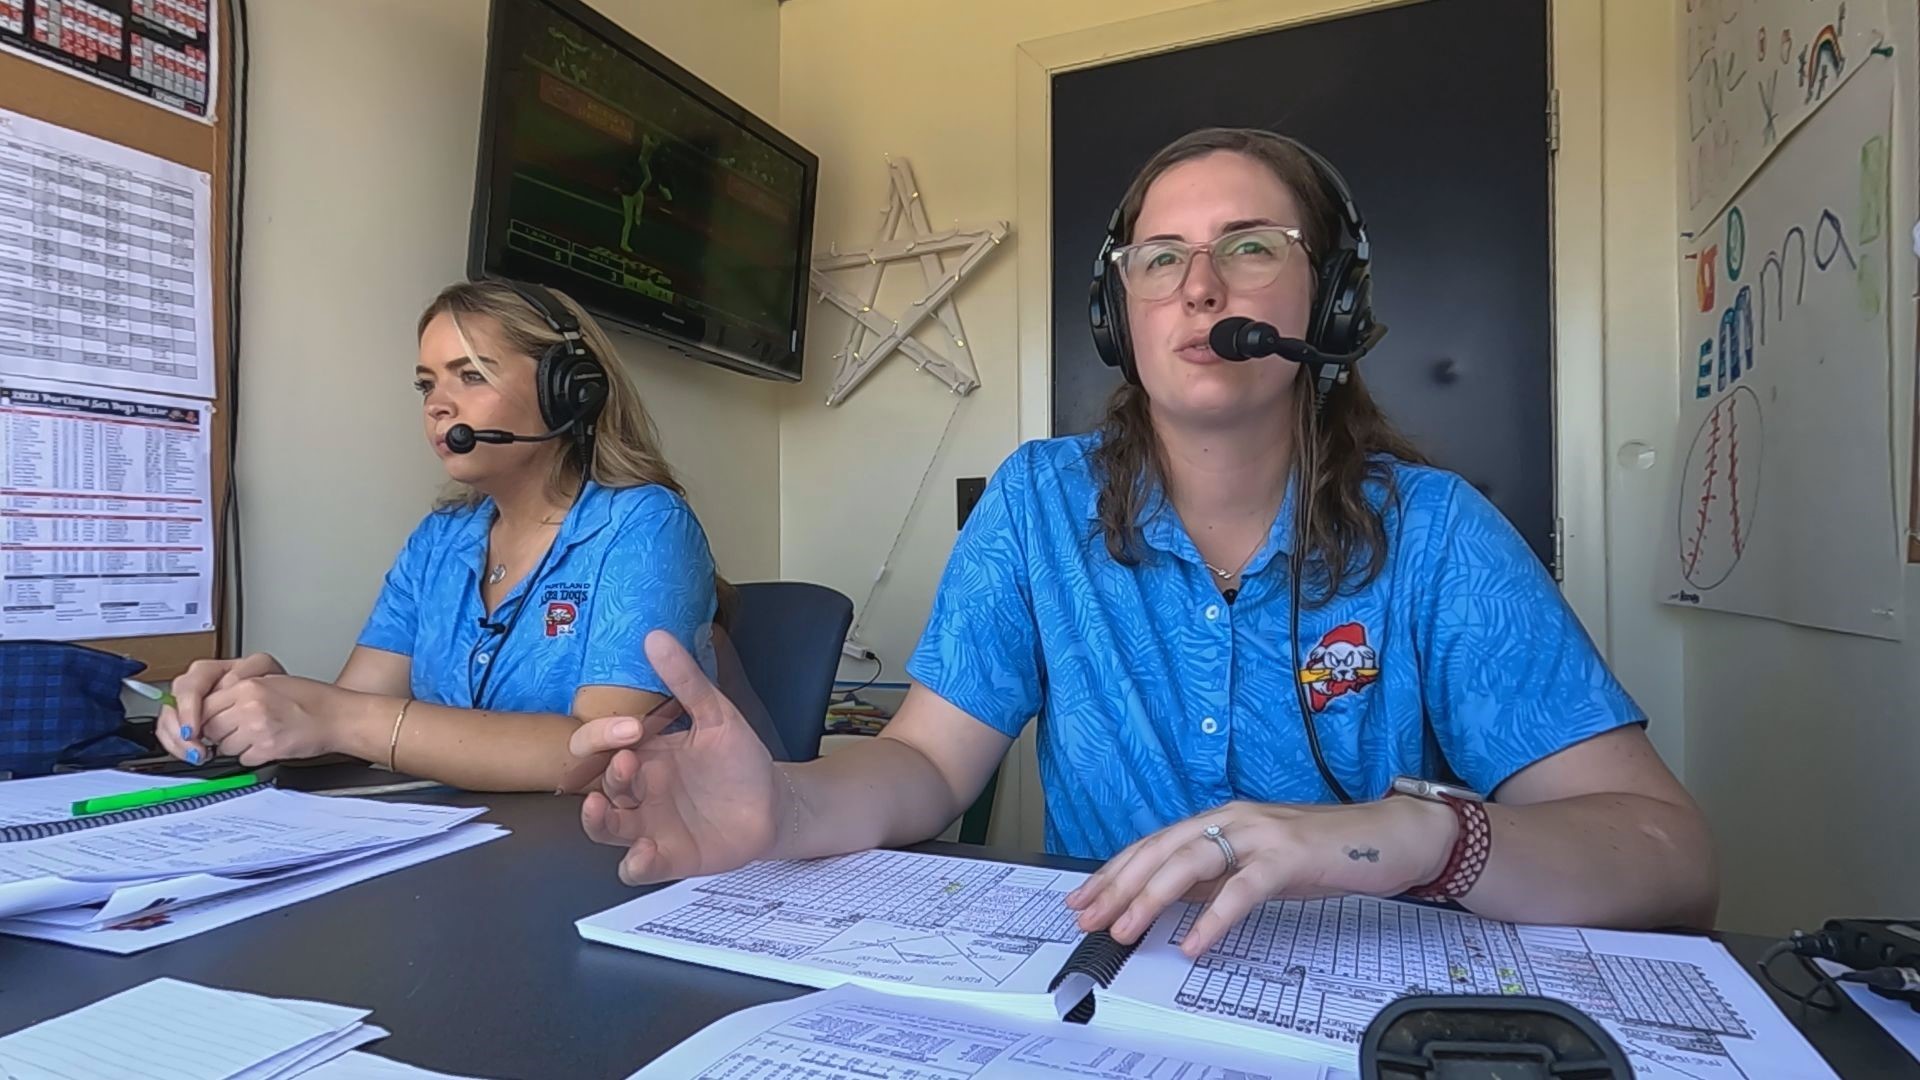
[1551,516,1566,582]
[1547,88,1560,154]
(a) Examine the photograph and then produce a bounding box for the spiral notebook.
[0,777,267,843]
[578,848,1842,1078]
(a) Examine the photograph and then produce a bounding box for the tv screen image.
[470,0,817,380]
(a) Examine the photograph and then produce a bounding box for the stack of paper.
[0,979,491,1079]
[581,849,1846,1080]
[628,983,1331,1079]
[0,773,505,953]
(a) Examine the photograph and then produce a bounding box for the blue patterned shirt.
[907,434,1643,860]
[357,481,716,714]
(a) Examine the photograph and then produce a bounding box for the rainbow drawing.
[1804,24,1845,103]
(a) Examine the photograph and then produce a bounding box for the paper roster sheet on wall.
[0,105,217,641]
[1,373,213,639]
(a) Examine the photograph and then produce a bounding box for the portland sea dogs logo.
[542,581,589,637]
[1300,622,1379,711]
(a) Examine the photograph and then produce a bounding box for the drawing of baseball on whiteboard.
[1678,384,1763,591]
[1661,56,1902,639]
[1684,0,1890,231]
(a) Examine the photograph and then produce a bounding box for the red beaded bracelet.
[1405,793,1492,902]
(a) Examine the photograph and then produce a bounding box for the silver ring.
[1203,823,1237,874]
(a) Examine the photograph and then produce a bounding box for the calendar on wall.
[1,0,213,121]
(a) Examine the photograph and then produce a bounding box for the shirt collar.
[451,480,617,563]
[1096,472,1298,576]
[552,480,614,554]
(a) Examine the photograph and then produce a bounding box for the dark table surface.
[2,765,1914,1079]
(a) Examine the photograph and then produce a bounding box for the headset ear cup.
[1089,277,1118,369]
[1344,264,1374,350]
[1093,267,1140,386]
[1306,249,1352,353]
[573,365,608,421]
[536,345,568,432]
[1109,274,1137,385]
[1312,250,1377,362]
[1090,271,1139,385]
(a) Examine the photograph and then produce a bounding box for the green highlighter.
[71,773,261,816]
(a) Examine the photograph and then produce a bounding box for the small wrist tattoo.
[1346,847,1380,863]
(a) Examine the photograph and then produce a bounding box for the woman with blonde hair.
[154,279,721,792]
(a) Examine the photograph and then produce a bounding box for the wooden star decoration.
[809,157,1009,406]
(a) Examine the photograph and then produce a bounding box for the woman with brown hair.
[573,128,1717,945]
[153,279,722,793]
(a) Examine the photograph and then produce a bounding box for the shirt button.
[1204,604,1221,621]
[1201,716,1219,735]
[476,652,491,665]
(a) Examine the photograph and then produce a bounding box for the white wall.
[1681,4,1920,937]
[239,0,784,680]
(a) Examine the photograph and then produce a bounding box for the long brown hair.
[417,280,735,624]
[1090,128,1428,603]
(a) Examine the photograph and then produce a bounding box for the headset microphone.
[444,419,574,455]
[1209,316,1388,397]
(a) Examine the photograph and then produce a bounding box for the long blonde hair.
[417,280,684,508]
[417,280,737,624]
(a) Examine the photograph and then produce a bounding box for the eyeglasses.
[1109,225,1308,302]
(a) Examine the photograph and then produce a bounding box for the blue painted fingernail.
[186,748,201,764]
[180,725,192,739]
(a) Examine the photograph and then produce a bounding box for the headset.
[1088,133,1379,397]
[444,279,610,479]
[1087,134,1382,804]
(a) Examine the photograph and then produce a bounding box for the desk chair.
[725,582,854,763]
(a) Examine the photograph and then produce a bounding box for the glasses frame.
[1108,225,1309,301]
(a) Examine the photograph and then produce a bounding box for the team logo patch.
[540,581,589,638]
[1300,622,1379,711]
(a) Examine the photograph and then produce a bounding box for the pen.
[71,773,261,816]
[122,676,178,710]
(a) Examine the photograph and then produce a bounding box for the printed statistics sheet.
[579,849,1089,1000]
[0,105,215,398]
[628,984,1330,1080]
[1108,894,1838,1080]
[1,372,213,640]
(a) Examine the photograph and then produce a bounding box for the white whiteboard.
[1661,57,1903,639]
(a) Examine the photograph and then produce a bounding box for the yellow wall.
[239,0,785,679]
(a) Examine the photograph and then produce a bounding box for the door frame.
[1012,0,1607,642]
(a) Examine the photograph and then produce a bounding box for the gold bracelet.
[385,698,414,773]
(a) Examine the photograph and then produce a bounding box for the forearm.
[773,735,976,860]
[1461,793,1719,929]
[331,693,581,792]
